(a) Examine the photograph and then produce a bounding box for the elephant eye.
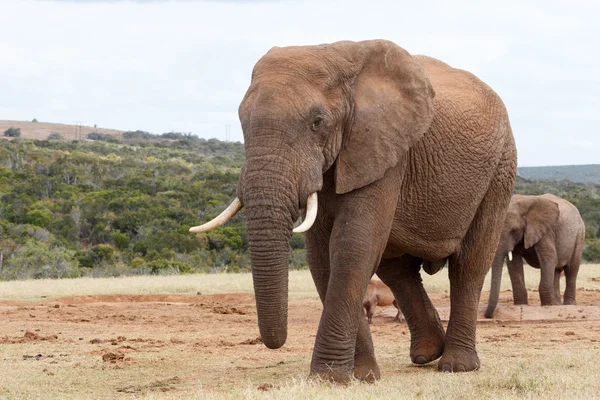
[311,116,323,132]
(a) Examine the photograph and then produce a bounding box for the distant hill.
[518,164,600,185]
[0,119,123,141]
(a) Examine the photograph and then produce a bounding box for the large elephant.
[190,40,517,382]
[485,194,585,318]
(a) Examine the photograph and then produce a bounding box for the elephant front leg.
[376,255,445,365]
[306,209,381,383]
[310,269,374,383]
[309,198,397,382]
[535,240,560,306]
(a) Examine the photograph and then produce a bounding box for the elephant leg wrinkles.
[438,155,514,373]
[306,190,381,382]
[534,239,560,306]
[563,261,580,305]
[308,170,401,383]
[376,255,445,365]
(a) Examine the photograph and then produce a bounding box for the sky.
[0,0,598,167]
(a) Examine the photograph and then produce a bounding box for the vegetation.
[0,133,598,280]
[47,132,64,140]
[3,127,21,137]
[518,164,600,184]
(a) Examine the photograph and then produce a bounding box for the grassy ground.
[1,264,599,302]
[0,265,598,399]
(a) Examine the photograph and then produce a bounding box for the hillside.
[0,119,123,141]
[0,132,599,281]
[518,164,600,185]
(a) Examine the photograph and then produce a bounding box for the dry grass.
[0,119,123,141]
[1,264,599,303]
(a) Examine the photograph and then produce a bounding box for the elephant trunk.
[242,166,299,349]
[484,247,508,318]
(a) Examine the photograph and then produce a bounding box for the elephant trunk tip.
[484,307,495,319]
[260,331,287,349]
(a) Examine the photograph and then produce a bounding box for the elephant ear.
[335,40,435,194]
[524,198,560,249]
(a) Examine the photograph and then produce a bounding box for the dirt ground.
[1,287,600,399]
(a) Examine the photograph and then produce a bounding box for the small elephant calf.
[363,279,401,324]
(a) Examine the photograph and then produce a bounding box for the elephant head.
[485,195,560,317]
[189,40,435,348]
[500,195,560,254]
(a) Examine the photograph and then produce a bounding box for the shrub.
[47,132,64,140]
[4,127,21,137]
[583,239,600,263]
[110,230,130,250]
[26,208,54,228]
[32,118,38,123]
[1,241,79,280]
[87,132,119,143]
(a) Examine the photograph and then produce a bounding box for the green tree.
[3,127,21,137]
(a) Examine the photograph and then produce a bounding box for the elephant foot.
[410,330,445,365]
[563,298,576,305]
[353,358,381,382]
[309,368,353,384]
[437,347,480,372]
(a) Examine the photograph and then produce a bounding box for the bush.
[32,118,38,123]
[0,241,79,280]
[87,132,119,143]
[583,239,600,263]
[47,132,64,140]
[110,230,130,250]
[122,130,154,140]
[4,127,21,137]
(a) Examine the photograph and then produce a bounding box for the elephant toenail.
[415,356,429,364]
[440,364,452,372]
[456,364,466,372]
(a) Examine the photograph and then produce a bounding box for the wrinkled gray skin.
[485,194,585,318]
[230,40,516,383]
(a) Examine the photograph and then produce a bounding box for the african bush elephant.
[485,194,585,318]
[190,39,517,382]
[363,279,401,324]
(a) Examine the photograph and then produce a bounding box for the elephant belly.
[385,105,505,262]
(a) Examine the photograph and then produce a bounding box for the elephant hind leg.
[376,255,445,365]
[563,235,583,305]
[564,261,580,305]
[439,158,515,373]
[554,269,562,304]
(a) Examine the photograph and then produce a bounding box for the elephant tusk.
[508,251,513,262]
[189,197,243,233]
[293,193,318,233]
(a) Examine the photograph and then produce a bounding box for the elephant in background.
[190,39,517,382]
[485,194,585,318]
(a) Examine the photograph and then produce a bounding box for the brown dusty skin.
[0,289,599,397]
